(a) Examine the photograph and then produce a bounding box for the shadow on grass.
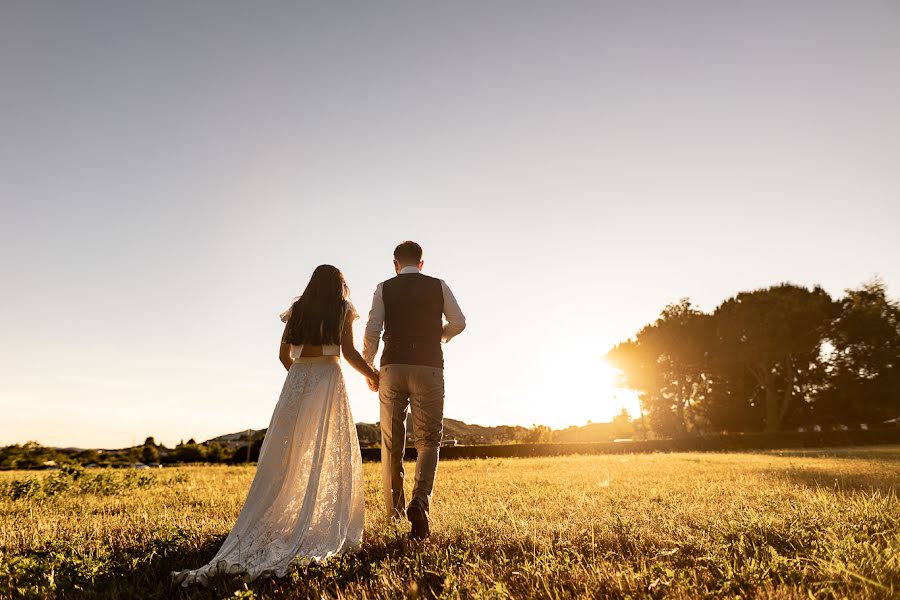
[762,445,900,462]
[61,531,420,600]
[1,534,226,599]
[766,465,899,495]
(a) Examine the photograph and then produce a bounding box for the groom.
[363,241,466,540]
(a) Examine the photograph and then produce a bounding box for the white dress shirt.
[362,266,466,367]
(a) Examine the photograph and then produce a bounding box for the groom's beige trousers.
[379,363,444,519]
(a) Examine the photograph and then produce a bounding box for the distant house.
[553,422,616,443]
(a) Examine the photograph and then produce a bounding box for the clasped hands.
[367,369,380,392]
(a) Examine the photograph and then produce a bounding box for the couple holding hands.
[174,240,465,586]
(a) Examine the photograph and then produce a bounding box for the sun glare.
[593,359,641,421]
[531,343,640,429]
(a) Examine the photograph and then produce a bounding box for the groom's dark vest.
[381,273,444,369]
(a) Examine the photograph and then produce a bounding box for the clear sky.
[2,1,899,448]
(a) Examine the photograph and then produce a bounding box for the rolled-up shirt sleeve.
[440,280,466,342]
[362,283,385,367]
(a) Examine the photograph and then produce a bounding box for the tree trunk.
[779,356,794,425]
[764,373,780,432]
[676,379,688,435]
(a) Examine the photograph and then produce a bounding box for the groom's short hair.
[394,240,423,264]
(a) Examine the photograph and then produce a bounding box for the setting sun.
[523,341,641,429]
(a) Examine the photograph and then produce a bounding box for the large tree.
[714,284,835,432]
[824,279,900,423]
[607,299,714,437]
[699,361,765,432]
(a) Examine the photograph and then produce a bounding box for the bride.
[172,265,379,586]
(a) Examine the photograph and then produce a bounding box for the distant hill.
[203,419,618,449]
[204,419,531,448]
[206,429,266,446]
[2,418,629,470]
[442,419,528,444]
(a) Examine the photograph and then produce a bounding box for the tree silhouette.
[714,284,835,432]
[607,299,714,437]
[141,445,158,464]
[604,281,899,437]
[824,279,900,423]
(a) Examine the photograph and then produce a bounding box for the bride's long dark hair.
[283,265,349,346]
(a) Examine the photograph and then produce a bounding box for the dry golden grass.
[1,446,898,598]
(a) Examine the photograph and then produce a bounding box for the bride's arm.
[279,324,293,371]
[341,318,379,386]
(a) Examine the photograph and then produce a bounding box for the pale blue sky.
[1,1,899,448]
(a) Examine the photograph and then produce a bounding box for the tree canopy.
[607,280,900,437]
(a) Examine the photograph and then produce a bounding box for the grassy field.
[1,447,898,599]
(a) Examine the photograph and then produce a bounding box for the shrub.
[2,468,161,501]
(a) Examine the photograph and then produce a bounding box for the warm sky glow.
[1,1,899,448]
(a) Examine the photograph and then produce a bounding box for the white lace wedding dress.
[172,302,365,587]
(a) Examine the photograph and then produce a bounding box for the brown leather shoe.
[406,504,430,540]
